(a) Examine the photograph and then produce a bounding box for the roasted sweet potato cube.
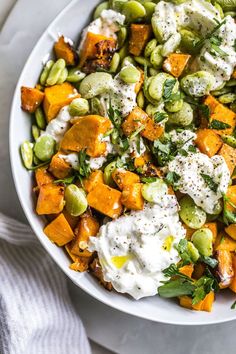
[43,82,80,122]
[179,292,214,312]
[49,152,72,179]
[83,170,104,193]
[44,213,74,246]
[163,53,191,78]
[224,185,236,214]
[134,152,152,168]
[229,253,236,293]
[204,95,236,136]
[112,169,140,190]
[87,183,123,218]
[36,184,64,215]
[70,213,99,257]
[135,68,144,94]
[63,209,80,230]
[121,183,144,210]
[35,167,54,188]
[21,86,44,113]
[60,115,112,157]
[79,32,116,70]
[195,129,222,157]
[90,258,113,290]
[122,107,148,136]
[232,68,236,79]
[218,143,236,176]
[141,117,164,141]
[216,250,234,288]
[204,222,218,243]
[70,255,92,272]
[225,224,236,240]
[179,264,194,278]
[129,24,152,56]
[54,36,78,66]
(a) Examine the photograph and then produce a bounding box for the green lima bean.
[40,60,54,86]
[21,141,33,169]
[35,107,46,130]
[34,135,56,162]
[46,59,66,86]
[65,184,88,216]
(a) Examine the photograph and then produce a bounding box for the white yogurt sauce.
[78,10,125,52]
[41,106,71,143]
[152,0,236,88]
[168,152,230,214]
[89,195,186,299]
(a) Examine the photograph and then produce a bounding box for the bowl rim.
[9,0,236,326]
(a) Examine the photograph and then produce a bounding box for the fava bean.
[33,155,41,166]
[179,195,207,229]
[222,134,236,148]
[57,67,68,84]
[180,29,200,54]
[226,79,236,87]
[104,161,117,186]
[67,68,86,83]
[109,0,128,11]
[32,125,40,141]
[191,228,213,257]
[20,141,33,169]
[165,98,183,113]
[118,43,129,61]
[143,1,156,22]
[187,241,200,262]
[168,102,193,126]
[145,103,160,116]
[161,33,181,57]
[118,26,128,48]
[46,59,66,86]
[119,65,141,83]
[149,68,159,76]
[218,93,236,104]
[215,0,236,11]
[122,1,146,22]
[224,11,236,16]
[93,1,109,19]
[110,53,120,73]
[150,45,163,69]
[34,135,56,162]
[144,38,157,58]
[69,98,89,116]
[122,56,136,67]
[137,90,145,109]
[90,97,103,115]
[40,60,54,86]
[65,184,88,216]
[211,86,231,96]
[181,71,215,97]
[79,72,113,99]
[141,179,168,203]
[35,107,46,130]
[149,72,178,101]
[134,56,151,67]
[143,77,160,105]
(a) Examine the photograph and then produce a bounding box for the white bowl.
[9,0,236,325]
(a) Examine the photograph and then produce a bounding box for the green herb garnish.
[194,19,226,51]
[231,300,236,309]
[54,175,76,185]
[163,79,177,100]
[141,177,158,183]
[153,112,169,124]
[78,150,91,178]
[199,104,210,120]
[209,119,231,130]
[200,173,218,193]
[165,171,180,189]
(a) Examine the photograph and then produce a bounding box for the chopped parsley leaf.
[200,173,218,193]
[209,119,231,130]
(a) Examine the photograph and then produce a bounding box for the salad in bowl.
[19,0,236,312]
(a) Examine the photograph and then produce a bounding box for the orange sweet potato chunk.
[121,183,144,210]
[44,213,74,246]
[225,224,236,240]
[36,184,64,215]
[163,53,191,78]
[21,86,44,113]
[179,292,214,312]
[49,152,72,179]
[70,213,99,257]
[83,170,104,193]
[218,143,236,176]
[90,257,113,290]
[215,250,234,288]
[35,167,54,188]
[179,264,194,278]
[195,129,222,157]
[229,253,236,293]
[122,107,148,136]
[141,117,164,141]
[129,24,152,56]
[204,95,236,136]
[112,169,140,190]
[43,82,80,122]
[60,115,112,157]
[87,183,123,218]
[54,36,78,66]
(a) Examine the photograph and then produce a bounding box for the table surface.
[1,1,236,354]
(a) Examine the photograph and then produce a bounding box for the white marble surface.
[0,1,236,354]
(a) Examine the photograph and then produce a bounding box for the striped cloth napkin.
[0,212,91,354]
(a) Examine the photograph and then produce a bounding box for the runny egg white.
[89,194,186,300]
